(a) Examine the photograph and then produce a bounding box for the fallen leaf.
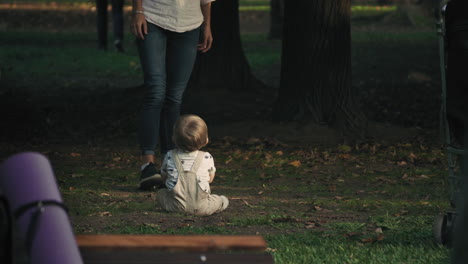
[266,247,277,253]
[397,161,407,166]
[275,150,284,156]
[242,199,252,207]
[304,221,318,227]
[288,160,302,167]
[70,152,81,157]
[313,205,323,211]
[408,152,417,163]
[99,211,112,217]
[263,152,273,163]
[144,223,159,228]
[100,193,110,196]
[69,187,75,191]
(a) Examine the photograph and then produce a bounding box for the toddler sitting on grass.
[157,114,229,216]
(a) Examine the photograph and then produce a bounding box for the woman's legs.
[159,27,200,154]
[137,23,167,162]
[137,24,199,164]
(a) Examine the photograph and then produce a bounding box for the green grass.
[268,231,448,264]
[241,31,437,73]
[238,2,398,14]
[105,223,236,235]
[239,5,270,11]
[352,5,397,17]
[266,215,448,263]
[1,32,140,80]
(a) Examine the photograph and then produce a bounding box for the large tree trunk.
[188,0,262,91]
[273,0,366,136]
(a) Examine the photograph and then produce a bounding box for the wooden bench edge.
[76,235,268,252]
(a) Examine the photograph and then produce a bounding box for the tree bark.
[188,0,263,91]
[273,0,366,137]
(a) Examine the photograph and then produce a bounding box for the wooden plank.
[80,251,274,264]
[76,235,267,252]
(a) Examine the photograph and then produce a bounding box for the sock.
[140,162,150,171]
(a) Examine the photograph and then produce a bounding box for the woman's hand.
[132,13,148,40]
[198,26,213,53]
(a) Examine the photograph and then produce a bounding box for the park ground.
[0,2,452,263]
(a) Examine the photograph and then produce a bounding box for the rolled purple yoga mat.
[0,152,83,264]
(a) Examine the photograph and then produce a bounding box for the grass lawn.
[0,4,452,263]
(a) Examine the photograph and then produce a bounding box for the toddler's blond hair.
[173,115,209,152]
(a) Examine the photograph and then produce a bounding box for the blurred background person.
[96,0,125,52]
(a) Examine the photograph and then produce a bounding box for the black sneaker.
[139,163,162,191]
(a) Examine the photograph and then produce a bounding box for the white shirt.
[143,0,215,33]
[161,150,216,192]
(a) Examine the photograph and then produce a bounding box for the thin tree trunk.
[273,0,366,137]
[268,0,284,39]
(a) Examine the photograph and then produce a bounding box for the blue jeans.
[137,23,200,156]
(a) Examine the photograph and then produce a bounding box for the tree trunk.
[188,0,262,91]
[445,0,468,144]
[273,0,366,137]
[268,0,284,40]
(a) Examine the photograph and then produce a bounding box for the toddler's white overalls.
[157,150,227,216]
